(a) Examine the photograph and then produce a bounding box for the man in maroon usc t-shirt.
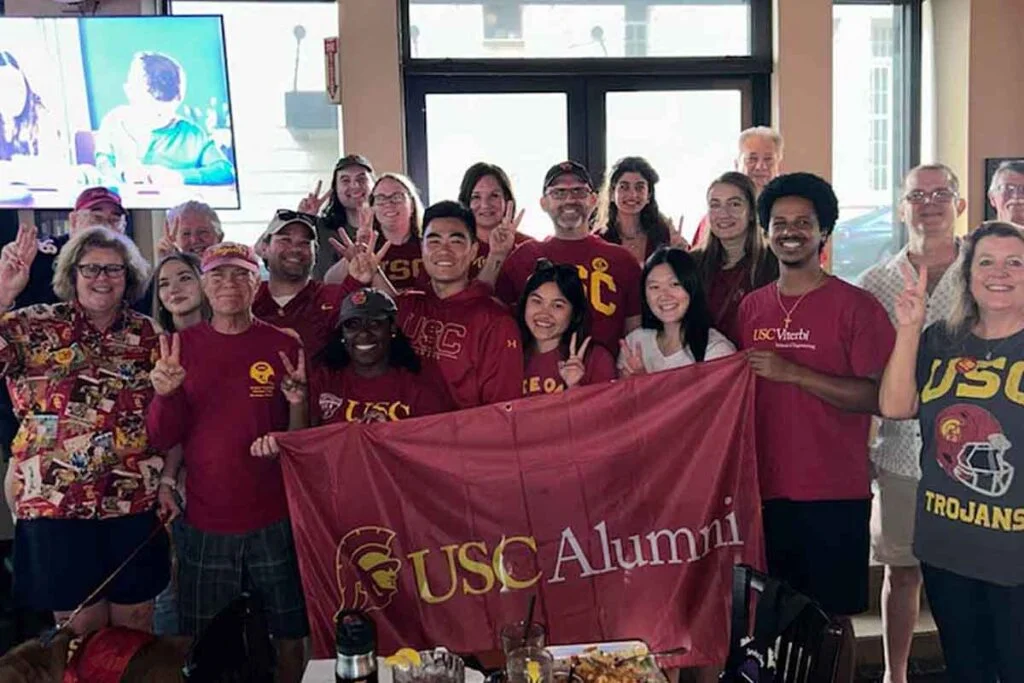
[146,242,309,683]
[495,161,642,352]
[252,209,346,356]
[736,173,895,681]
[342,200,523,410]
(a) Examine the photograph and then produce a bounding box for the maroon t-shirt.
[379,238,428,292]
[470,232,533,279]
[495,235,642,352]
[706,258,755,346]
[522,345,617,397]
[308,365,450,424]
[339,277,524,410]
[146,320,300,534]
[252,280,345,357]
[737,276,895,501]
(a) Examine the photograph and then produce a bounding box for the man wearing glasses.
[988,159,1024,225]
[252,210,348,356]
[495,161,642,352]
[856,164,963,683]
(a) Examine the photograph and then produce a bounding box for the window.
[406,0,752,59]
[831,2,919,283]
[170,1,342,245]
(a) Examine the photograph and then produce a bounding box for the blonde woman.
[880,221,1024,683]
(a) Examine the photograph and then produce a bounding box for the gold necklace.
[775,273,826,330]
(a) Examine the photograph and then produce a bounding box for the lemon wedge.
[385,648,423,669]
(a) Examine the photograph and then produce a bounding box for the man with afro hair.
[736,172,896,680]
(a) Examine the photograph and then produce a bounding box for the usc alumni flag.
[274,354,763,667]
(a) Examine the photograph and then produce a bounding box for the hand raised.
[279,349,307,405]
[894,262,927,329]
[298,180,331,215]
[0,223,38,307]
[669,215,690,249]
[150,333,186,396]
[156,215,180,259]
[558,332,591,388]
[618,339,646,377]
[347,239,391,285]
[489,205,524,259]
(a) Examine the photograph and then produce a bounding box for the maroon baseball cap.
[201,242,260,274]
[74,187,125,214]
[542,161,594,192]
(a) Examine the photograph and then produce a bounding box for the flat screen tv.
[0,15,239,210]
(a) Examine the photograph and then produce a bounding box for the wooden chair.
[181,592,275,683]
[721,565,846,683]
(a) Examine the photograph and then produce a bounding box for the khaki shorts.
[870,469,919,567]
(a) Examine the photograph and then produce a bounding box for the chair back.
[721,564,846,683]
[181,591,275,683]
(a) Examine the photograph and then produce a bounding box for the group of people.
[0,125,1021,683]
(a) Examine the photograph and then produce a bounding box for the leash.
[39,519,168,646]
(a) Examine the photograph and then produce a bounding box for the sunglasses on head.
[275,209,318,226]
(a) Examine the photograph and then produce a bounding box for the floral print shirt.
[0,302,162,520]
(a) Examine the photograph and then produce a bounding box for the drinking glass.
[390,648,465,683]
[499,621,546,655]
[506,646,553,683]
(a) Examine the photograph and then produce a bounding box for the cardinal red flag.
[275,354,762,667]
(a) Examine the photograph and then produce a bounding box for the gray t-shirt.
[914,323,1024,585]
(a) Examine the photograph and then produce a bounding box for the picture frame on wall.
[985,157,1024,220]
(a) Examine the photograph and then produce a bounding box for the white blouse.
[618,327,736,373]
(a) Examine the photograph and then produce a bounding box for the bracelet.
[159,476,177,491]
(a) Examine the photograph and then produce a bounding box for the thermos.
[335,610,378,683]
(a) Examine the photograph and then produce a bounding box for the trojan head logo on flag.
[336,526,402,612]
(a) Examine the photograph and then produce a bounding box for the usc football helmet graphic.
[935,404,1014,498]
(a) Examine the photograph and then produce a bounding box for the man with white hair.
[692,126,784,247]
[987,159,1024,225]
[156,200,223,258]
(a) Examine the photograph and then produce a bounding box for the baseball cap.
[335,154,375,175]
[74,187,125,214]
[339,288,398,323]
[201,242,260,274]
[542,161,594,192]
[258,209,319,244]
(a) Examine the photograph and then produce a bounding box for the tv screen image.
[0,15,239,210]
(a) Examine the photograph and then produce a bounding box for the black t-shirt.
[915,323,1024,585]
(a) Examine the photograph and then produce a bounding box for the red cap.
[74,187,125,214]
[201,242,261,274]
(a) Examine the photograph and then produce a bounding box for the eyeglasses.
[708,200,748,216]
[76,263,126,279]
[904,189,957,205]
[275,209,318,226]
[994,183,1024,198]
[371,192,409,206]
[545,187,591,201]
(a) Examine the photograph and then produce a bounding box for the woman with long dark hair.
[693,171,778,344]
[458,162,531,279]
[517,259,616,396]
[619,246,735,376]
[595,156,675,265]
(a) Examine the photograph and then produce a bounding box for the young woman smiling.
[595,156,675,265]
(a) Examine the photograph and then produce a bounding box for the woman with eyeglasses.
[619,246,735,377]
[457,162,532,279]
[324,173,427,292]
[595,157,678,265]
[880,221,1024,683]
[692,172,778,345]
[518,259,616,397]
[0,225,169,636]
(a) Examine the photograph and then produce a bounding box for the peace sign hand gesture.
[558,332,592,389]
[278,349,307,405]
[669,215,690,250]
[618,339,647,378]
[490,205,525,259]
[0,223,38,309]
[150,333,186,396]
[156,215,180,259]
[298,179,331,215]
[895,262,927,330]
[345,237,391,285]
[328,206,378,267]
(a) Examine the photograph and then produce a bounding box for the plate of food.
[545,641,668,683]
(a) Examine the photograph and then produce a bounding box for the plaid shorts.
[178,518,309,640]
